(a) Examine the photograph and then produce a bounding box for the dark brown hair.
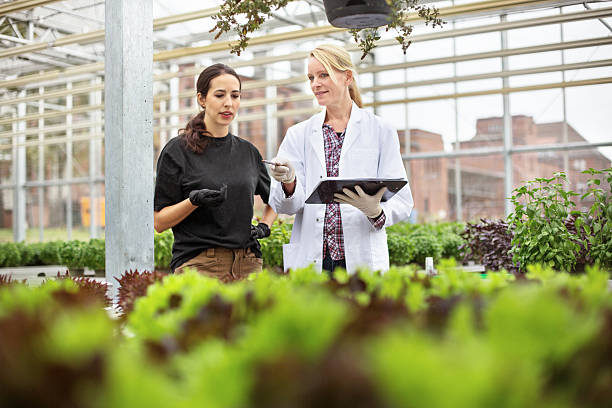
[179,63,241,153]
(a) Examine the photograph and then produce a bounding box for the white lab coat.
[269,102,414,274]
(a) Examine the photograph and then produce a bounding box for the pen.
[262,160,281,166]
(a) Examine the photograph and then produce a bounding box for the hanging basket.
[323,0,391,29]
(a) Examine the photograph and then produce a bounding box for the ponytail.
[179,110,212,154]
[348,81,363,108]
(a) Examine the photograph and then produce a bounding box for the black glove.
[250,222,271,240]
[189,184,227,207]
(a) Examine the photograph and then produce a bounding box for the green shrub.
[16,242,38,266]
[387,222,465,264]
[84,238,105,270]
[387,233,413,266]
[0,242,22,267]
[438,232,464,260]
[59,240,88,270]
[260,221,291,268]
[577,167,612,269]
[154,230,174,269]
[39,241,63,265]
[409,233,443,267]
[508,172,581,272]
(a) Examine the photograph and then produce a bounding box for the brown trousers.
[175,247,262,283]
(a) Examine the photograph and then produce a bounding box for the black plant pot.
[323,0,391,29]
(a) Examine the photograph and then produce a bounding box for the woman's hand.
[267,157,296,184]
[250,222,271,239]
[189,184,227,207]
[334,185,386,219]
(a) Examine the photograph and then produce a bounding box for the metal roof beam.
[0,0,61,16]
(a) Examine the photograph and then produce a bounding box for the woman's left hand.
[334,185,386,219]
[250,222,271,239]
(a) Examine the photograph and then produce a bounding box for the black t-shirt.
[154,134,270,270]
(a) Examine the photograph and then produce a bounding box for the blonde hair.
[310,44,363,108]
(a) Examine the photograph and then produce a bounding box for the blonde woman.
[267,44,414,275]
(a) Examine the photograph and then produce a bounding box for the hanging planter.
[322,0,391,29]
[210,0,443,58]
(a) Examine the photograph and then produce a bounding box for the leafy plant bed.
[1,261,611,408]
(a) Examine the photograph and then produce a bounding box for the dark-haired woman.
[154,63,276,282]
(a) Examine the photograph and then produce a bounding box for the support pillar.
[501,15,514,216]
[105,0,154,301]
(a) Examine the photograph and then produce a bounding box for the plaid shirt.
[322,124,386,261]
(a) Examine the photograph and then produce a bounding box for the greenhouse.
[0,0,611,407]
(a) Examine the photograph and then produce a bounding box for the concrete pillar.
[38,86,45,241]
[105,0,154,301]
[265,58,278,160]
[89,76,102,238]
[65,82,73,240]
[13,91,26,242]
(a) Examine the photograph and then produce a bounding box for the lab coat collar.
[309,102,363,170]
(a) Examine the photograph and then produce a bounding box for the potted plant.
[210,0,443,59]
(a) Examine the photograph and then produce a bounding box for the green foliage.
[154,230,174,269]
[259,221,291,268]
[508,172,581,272]
[39,241,63,265]
[59,240,88,270]
[1,263,611,407]
[387,233,413,266]
[388,222,465,264]
[0,242,21,267]
[84,238,105,270]
[576,167,612,269]
[508,169,612,274]
[16,242,39,266]
[410,232,443,267]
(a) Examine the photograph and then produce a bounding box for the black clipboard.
[305,178,408,204]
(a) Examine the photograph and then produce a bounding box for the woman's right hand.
[268,157,296,184]
[189,184,227,207]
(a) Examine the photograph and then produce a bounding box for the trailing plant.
[210,0,444,59]
[460,218,517,273]
[508,172,581,272]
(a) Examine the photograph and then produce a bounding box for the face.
[307,57,351,106]
[198,73,241,128]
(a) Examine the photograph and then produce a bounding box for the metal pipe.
[402,141,612,160]
[0,0,61,16]
[2,6,610,89]
[366,76,612,106]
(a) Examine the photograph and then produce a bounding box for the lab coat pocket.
[282,243,299,273]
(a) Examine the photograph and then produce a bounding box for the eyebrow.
[213,88,241,92]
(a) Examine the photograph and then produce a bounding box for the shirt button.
[320,175,323,179]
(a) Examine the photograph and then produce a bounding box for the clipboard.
[305,177,408,204]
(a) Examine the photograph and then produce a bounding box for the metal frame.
[0,0,611,240]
